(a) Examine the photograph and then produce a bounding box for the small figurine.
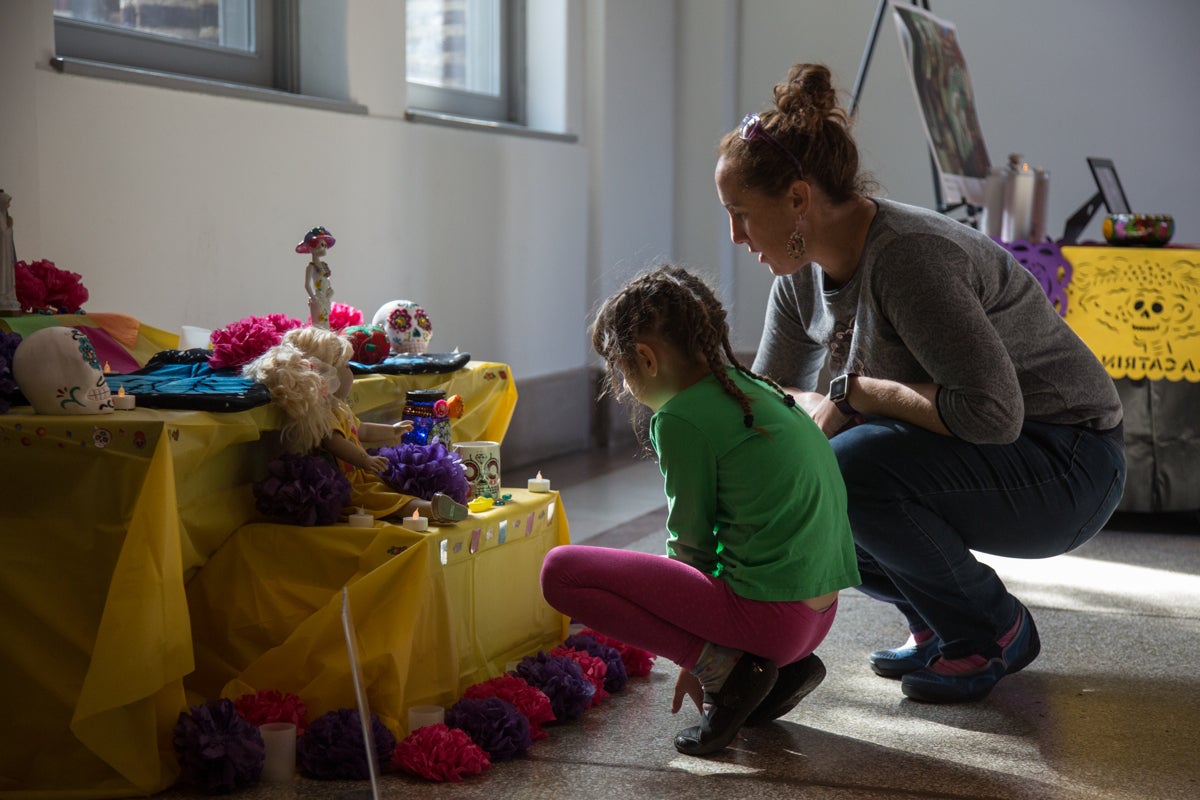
[297,226,336,329]
[244,326,468,524]
[0,189,19,313]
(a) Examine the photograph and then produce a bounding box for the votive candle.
[112,386,136,410]
[527,471,551,492]
[402,509,429,532]
[348,507,374,528]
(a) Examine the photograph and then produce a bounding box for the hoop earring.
[786,216,806,260]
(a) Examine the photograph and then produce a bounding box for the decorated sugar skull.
[372,299,432,355]
[12,327,114,415]
[342,324,389,364]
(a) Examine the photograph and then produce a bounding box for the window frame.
[53,0,291,91]
[405,0,527,126]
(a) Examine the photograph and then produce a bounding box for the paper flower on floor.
[578,628,656,677]
[514,652,595,724]
[325,301,363,332]
[172,698,265,794]
[463,675,556,740]
[551,646,609,707]
[445,697,531,762]
[0,331,21,414]
[14,259,89,314]
[208,314,303,371]
[234,689,308,734]
[564,633,629,692]
[253,452,351,526]
[375,440,471,505]
[394,723,491,782]
[297,708,396,780]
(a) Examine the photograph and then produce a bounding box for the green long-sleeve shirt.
[650,367,860,602]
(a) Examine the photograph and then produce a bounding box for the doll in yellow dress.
[245,326,468,523]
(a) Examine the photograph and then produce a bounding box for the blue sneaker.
[900,604,1041,703]
[869,634,941,678]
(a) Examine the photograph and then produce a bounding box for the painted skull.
[12,327,114,415]
[372,299,432,355]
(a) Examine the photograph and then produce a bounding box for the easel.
[850,0,979,222]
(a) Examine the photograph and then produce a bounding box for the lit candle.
[348,507,374,527]
[112,386,136,410]
[402,508,429,532]
[527,471,551,492]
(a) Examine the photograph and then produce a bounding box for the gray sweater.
[751,198,1123,444]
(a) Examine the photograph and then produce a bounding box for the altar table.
[0,362,520,798]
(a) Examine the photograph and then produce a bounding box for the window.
[406,0,526,124]
[53,0,288,90]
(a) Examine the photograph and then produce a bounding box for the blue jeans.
[833,418,1126,659]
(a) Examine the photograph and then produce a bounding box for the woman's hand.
[671,667,703,715]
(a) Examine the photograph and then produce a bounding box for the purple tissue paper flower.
[514,653,595,723]
[0,331,21,414]
[445,696,531,762]
[375,440,470,505]
[172,698,265,794]
[565,633,629,692]
[253,452,351,526]
[297,708,396,780]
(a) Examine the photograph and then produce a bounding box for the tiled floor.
[163,444,1200,800]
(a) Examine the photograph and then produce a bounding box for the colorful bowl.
[1103,213,1174,246]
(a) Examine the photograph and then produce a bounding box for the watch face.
[831,374,848,401]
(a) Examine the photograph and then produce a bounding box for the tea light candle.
[348,507,373,528]
[528,471,551,492]
[113,386,136,410]
[402,509,429,532]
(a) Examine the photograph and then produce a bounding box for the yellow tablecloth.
[0,363,518,798]
[186,489,570,738]
[1062,246,1200,382]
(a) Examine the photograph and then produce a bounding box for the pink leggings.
[540,545,837,670]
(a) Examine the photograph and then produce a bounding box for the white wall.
[3,0,1197,395]
[676,0,1200,353]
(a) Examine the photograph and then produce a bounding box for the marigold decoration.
[172,698,265,794]
[578,628,656,677]
[208,314,303,371]
[563,633,629,692]
[444,697,531,762]
[513,652,595,724]
[394,724,491,782]
[234,689,309,733]
[297,708,396,781]
[0,331,21,414]
[13,259,89,314]
[253,452,351,526]
[551,646,609,707]
[463,675,556,740]
[375,440,471,505]
[325,301,363,332]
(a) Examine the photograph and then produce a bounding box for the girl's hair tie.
[783,394,796,407]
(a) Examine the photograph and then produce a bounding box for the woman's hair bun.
[773,63,840,125]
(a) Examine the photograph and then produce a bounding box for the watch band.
[829,372,858,416]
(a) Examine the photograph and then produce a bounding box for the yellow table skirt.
[0,362,518,798]
[185,489,570,739]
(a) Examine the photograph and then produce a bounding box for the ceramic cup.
[259,722,297,782]
[453,441,501,500]
[407,704,445,732]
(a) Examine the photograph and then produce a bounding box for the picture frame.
[1087,157,1131,214]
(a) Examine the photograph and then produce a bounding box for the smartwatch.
[829,372,858,416]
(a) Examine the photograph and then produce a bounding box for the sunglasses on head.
[738,113,805,180]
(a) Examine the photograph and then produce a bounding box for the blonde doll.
[245,326,467,524]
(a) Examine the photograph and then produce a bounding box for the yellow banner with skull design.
[1062,247,1200,382]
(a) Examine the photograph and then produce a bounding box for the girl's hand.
[389,420,414,442]
[671,667,703,715]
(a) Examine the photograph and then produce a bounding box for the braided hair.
[590,265,794,431]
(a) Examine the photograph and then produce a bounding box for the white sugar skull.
[12,327,114,415]
[372,299,432,355]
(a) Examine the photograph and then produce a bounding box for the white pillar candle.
[527,471,551,492]
[407,704,444,731]
[259,723,297,782]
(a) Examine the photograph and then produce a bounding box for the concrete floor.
[162,445,1200,800]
